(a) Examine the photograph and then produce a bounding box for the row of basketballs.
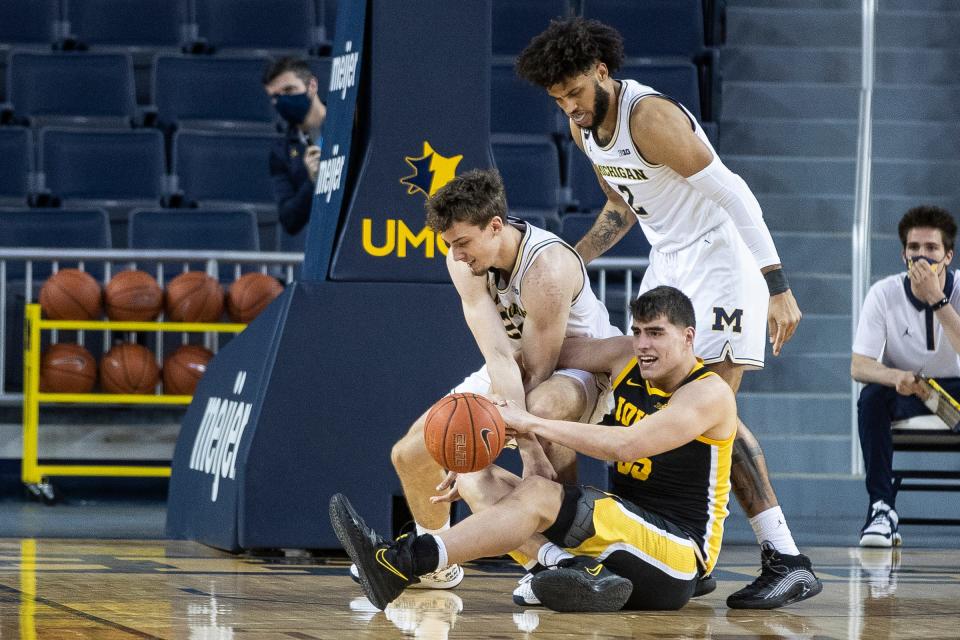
[40,342,212,396]
[38,269,284,324]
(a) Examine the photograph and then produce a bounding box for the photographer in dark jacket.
[263,57,327,236]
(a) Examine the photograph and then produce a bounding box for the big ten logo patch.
[712,307,743,333]
[361,141,463,259]
[616,458,653,481]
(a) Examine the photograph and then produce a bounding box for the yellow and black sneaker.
[530,555,633,612]
[329,493,420,610]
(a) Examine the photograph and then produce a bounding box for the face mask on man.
[274,92,312,125]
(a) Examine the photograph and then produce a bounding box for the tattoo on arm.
[578,209,627,259]
[730,429,778,516]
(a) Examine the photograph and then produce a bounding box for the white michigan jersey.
[581,79,729,252]
[579,80,769,368]
[489,218,620,342]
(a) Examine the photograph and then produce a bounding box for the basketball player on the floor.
[331,287,745,612]
[514,18,819,608]
[370,168,620,592]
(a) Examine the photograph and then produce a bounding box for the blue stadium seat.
[491,57,562,136]
[66,0,188,48]
[129,208,260,284]
[0,207,111,392]
[0,208,111,279]
[492,0,570,55]
[195,0,317,52]
[510,211,549,232]
[0,1,58,46]
[173,130,279,207]
[621,60,702,122]
[7,52,137,127]
[581,0,705,59]
[0,127,32,206]
[560,212,651,258]
[153,55,275,130]
[129,208,259,251]
[566,148,605,213]
[491,134,562,215]
[40,127,166,206]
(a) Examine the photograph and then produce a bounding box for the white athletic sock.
[536,542,573,568]
[750,506,800,556]
[432,535,448,572]
[416,518,450,536]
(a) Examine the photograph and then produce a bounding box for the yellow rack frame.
[22,303,246,485]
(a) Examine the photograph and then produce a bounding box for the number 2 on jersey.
[616,184,650,218]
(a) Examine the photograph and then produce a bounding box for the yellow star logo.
[400,141,463,198]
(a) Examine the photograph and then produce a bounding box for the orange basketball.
[39,343,97,393]
[39,269,102,320]
[227,273,283,323]
[100,343,159,394]
[162,345,213,395]
[165,272,224,322]
[423,393,506,473]
[104,270,163,321]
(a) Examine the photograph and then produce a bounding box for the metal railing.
[0,249,648,405]
[0,248,304,405]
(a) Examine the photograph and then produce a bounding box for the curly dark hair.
[515,17,625,88]
[898,205,957,252]
[424,169,507,233]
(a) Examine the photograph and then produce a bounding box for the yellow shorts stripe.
[567,497,698,581]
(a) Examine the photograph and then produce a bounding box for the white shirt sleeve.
[853,283,887,359]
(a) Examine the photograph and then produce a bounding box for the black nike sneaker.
[692,573,717,598]
[530,555,633,612]
[726,543,823,609]
[329,493,420,609]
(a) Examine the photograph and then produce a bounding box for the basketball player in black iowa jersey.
[331,288,815,612]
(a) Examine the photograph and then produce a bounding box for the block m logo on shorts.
[712,307,743,333]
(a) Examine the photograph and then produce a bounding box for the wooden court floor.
[0,539,957,639]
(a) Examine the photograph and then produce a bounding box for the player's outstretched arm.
[500,375,736,461]
[557,335,633,375]
[448,253,525,407]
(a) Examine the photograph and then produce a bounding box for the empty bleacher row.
[0,0,721,253]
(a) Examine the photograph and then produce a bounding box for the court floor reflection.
[0,540,958,639]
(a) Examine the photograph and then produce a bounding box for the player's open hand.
[768,289,802,356]
[495,399,533,436]
[430,471,460,504]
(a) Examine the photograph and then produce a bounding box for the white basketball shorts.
[638,221,768,369]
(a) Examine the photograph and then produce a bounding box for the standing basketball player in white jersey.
[515,18,819,609]
[382,168,620,591]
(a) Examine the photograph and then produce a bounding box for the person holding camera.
[263,57,327,238]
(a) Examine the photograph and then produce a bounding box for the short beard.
[589,80,612,136]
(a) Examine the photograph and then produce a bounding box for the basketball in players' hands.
[423,393,505,473]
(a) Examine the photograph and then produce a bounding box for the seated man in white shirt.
[851,205,960,547]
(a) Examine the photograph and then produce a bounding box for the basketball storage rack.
[21,303,246,502]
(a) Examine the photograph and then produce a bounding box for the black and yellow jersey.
[600,358,733,573]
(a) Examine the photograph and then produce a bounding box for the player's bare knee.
[525,385,583,421]
[390,426,430,472]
